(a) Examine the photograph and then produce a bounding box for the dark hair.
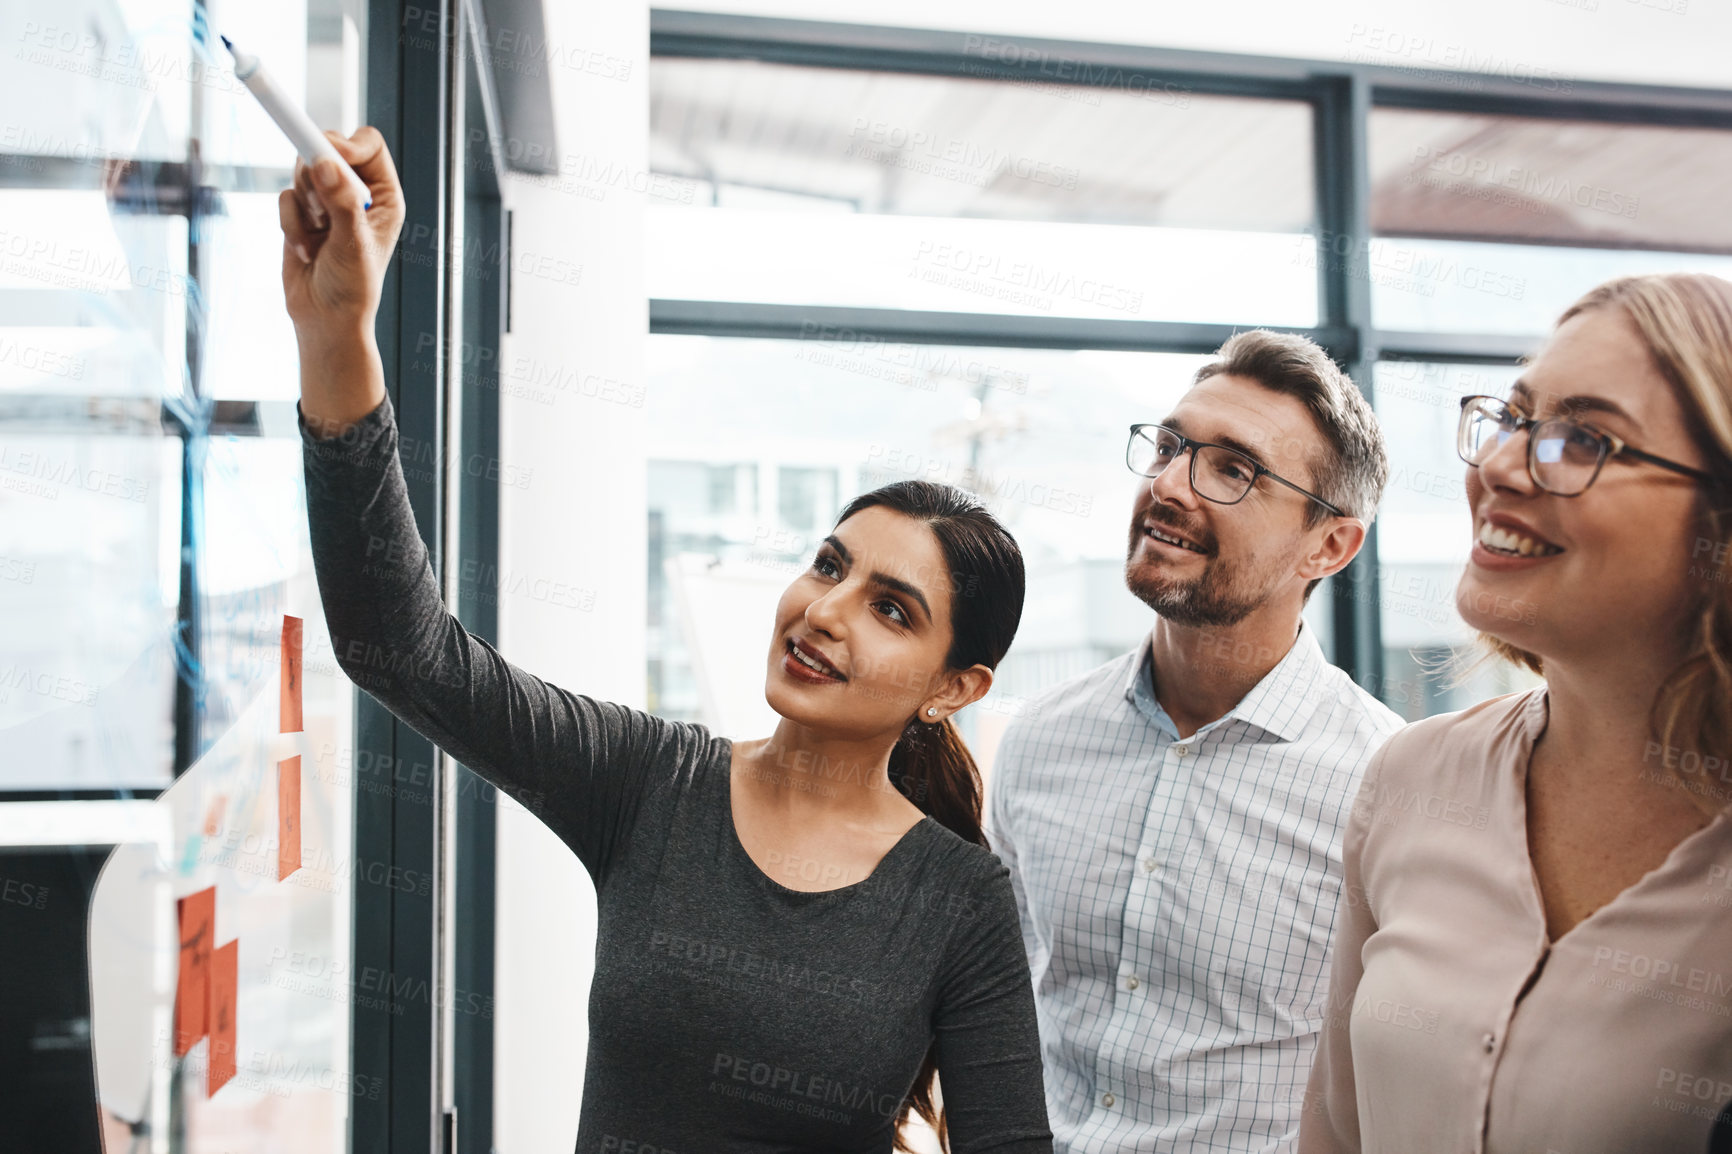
[831,479,1025,1151]
[1194,329,1390,601]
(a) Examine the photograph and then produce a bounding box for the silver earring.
[926,707,937,717]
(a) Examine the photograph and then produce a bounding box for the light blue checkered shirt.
[987,620,1403,1153]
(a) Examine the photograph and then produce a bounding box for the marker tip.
[219,34,233,51]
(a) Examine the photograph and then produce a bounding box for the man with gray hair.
[987,330,1403,1152]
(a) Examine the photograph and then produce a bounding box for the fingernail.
[295,242,310,264]
[315,158,340,190]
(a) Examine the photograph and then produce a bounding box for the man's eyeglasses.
[1455,394,1721,497]
[1125,423,1345,516]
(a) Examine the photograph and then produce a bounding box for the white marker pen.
[221,34,373,211]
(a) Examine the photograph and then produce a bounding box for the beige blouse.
[1299,686,1732,1154]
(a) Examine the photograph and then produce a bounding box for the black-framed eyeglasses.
[1125,423,1346,516]
[1455,394,1721,497]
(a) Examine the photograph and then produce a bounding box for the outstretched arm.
[282,131,681,877]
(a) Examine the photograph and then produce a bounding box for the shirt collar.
[1123,619,1329,743]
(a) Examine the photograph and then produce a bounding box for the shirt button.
[1482,1033,1496,1053]
[1102,1092,1116,1108]
[1142,857,1159,873]
[1172,744,1192,757]
[1126,975,1141,990]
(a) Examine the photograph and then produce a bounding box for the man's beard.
[1124,525,1277,628]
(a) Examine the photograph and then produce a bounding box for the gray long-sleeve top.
[299,393,1053,1154]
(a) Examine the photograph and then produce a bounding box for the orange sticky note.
[280,615,303,734]
[278,755,301,880]
[207,938,238,1096]
[173,887,215,1056]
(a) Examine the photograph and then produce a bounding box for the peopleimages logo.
[1303,231,1527,300]
[1407,145,1640,220]
[0,336,85,379]
[0,663,99,707]
[910,241,1145,315]
[863,445,1095,518]
[1340,25,1574,94]
[1590,947,1732,998]
[847,118,1081,190]
[959,35,1192,106]
[648,931,885,1006]
[1351,780,1490,830]
[711,1053,909,1120]
[0,445,148,501]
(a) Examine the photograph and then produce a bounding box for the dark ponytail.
[832,480,1026,1152]
[887,717,986,848]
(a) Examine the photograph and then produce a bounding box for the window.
[1366,360,1538,720]
[644,332,1334,773]
[648,57,1320,326]
[1363,106,1732,715]
[649,14,1732,737]
[1366,109,1732,334]
[778,465,838,540]
[1,1,364,1149]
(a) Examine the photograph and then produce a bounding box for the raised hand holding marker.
[222,34,373,212]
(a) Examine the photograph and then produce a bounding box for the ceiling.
[651,58,1732,254]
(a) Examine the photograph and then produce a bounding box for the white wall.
[492,0,649,1147]
[670,0,1732,90]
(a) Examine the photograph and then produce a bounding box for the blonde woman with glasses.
[1301,273,1732,1154]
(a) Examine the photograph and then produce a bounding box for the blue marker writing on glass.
[221,34,373,211]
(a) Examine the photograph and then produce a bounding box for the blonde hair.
[1468,273,1732,813]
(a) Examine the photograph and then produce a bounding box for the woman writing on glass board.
[277,128,1052,1154]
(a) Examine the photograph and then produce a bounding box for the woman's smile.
[782,636,848,684]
